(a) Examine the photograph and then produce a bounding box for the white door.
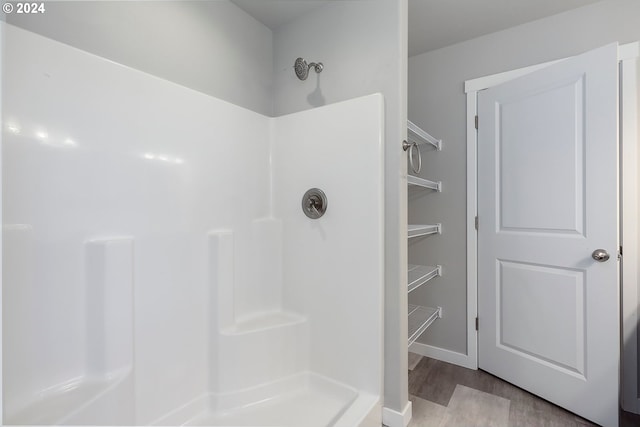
[477,44,619,427]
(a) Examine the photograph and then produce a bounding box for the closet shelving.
[408,175,442,191]
[408,264,442,293]
[408,223,441,238]
[408,305,441,346]
[406,120,443,346]
[408,120,442,151]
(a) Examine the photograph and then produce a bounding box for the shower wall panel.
[2,24,271,424]
[273,94,384,397]
[3,22,384,426]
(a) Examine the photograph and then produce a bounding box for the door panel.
[498,74,585,234]
[498,260,586,377]
[478,43,619,427]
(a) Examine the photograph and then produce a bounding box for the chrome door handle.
[592,249,610,262]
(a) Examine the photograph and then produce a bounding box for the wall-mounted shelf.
[408,175,442,191]
[406,120,443,351]
[408,264,442,293]
[408,120,442,151]
[408,304,441,346]
[408,224,441,238]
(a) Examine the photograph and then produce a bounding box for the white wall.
[408,0,640,359]
[4,0,409,416]
[4,22,388,425]
[273,94,384,400]
[3,2,276,420]
[273,0,409,414]
[5,1,274,116]
[2,24,272,424]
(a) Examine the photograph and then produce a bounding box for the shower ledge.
[221,310,307,335]
[4,368,131,425]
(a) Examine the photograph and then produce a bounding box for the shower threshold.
[187,380,353,426]
[157,372,378,427]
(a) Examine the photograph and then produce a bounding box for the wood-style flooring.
[408,354,640,427]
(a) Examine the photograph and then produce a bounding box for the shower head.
[294,57,323,80]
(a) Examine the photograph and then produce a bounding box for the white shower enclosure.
[2,25,384,426]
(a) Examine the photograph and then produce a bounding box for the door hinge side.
[618,245,623,260]
[475,216,478,230]
[475,115,478,130]
[475,317,479,331]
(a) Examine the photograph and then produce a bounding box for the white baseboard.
[409,341,477,370]
[621,397,640,415]
[382,401,412,427]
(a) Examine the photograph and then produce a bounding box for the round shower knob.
[302,188,327,219]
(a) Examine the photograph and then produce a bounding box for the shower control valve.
[302,188,327,219]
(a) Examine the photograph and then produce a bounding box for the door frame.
[619,43,640,414]
[463,43,640,414]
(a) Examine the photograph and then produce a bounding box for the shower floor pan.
[158,372,378,427]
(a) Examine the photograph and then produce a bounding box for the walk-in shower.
[2,24,384,426]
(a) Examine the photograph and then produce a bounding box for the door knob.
[591,249,610,262]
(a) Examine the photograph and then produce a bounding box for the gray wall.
[408,0,640,358]
[6,1,274,115]
[273,0,409,413]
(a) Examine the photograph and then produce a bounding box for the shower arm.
[308,62,324,73]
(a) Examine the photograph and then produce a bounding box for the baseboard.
[409,341,477,370]
[620,392,637,413]
[382,401,412,427]
[621,398,640,415]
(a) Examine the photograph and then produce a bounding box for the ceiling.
[231,0,603,57]
[408,0,602,56]
[230,0,329,30]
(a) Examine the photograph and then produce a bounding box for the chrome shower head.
[294,57,309,80]
[294,57,323,80]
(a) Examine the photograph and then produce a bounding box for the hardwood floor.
[408,355,640,427]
